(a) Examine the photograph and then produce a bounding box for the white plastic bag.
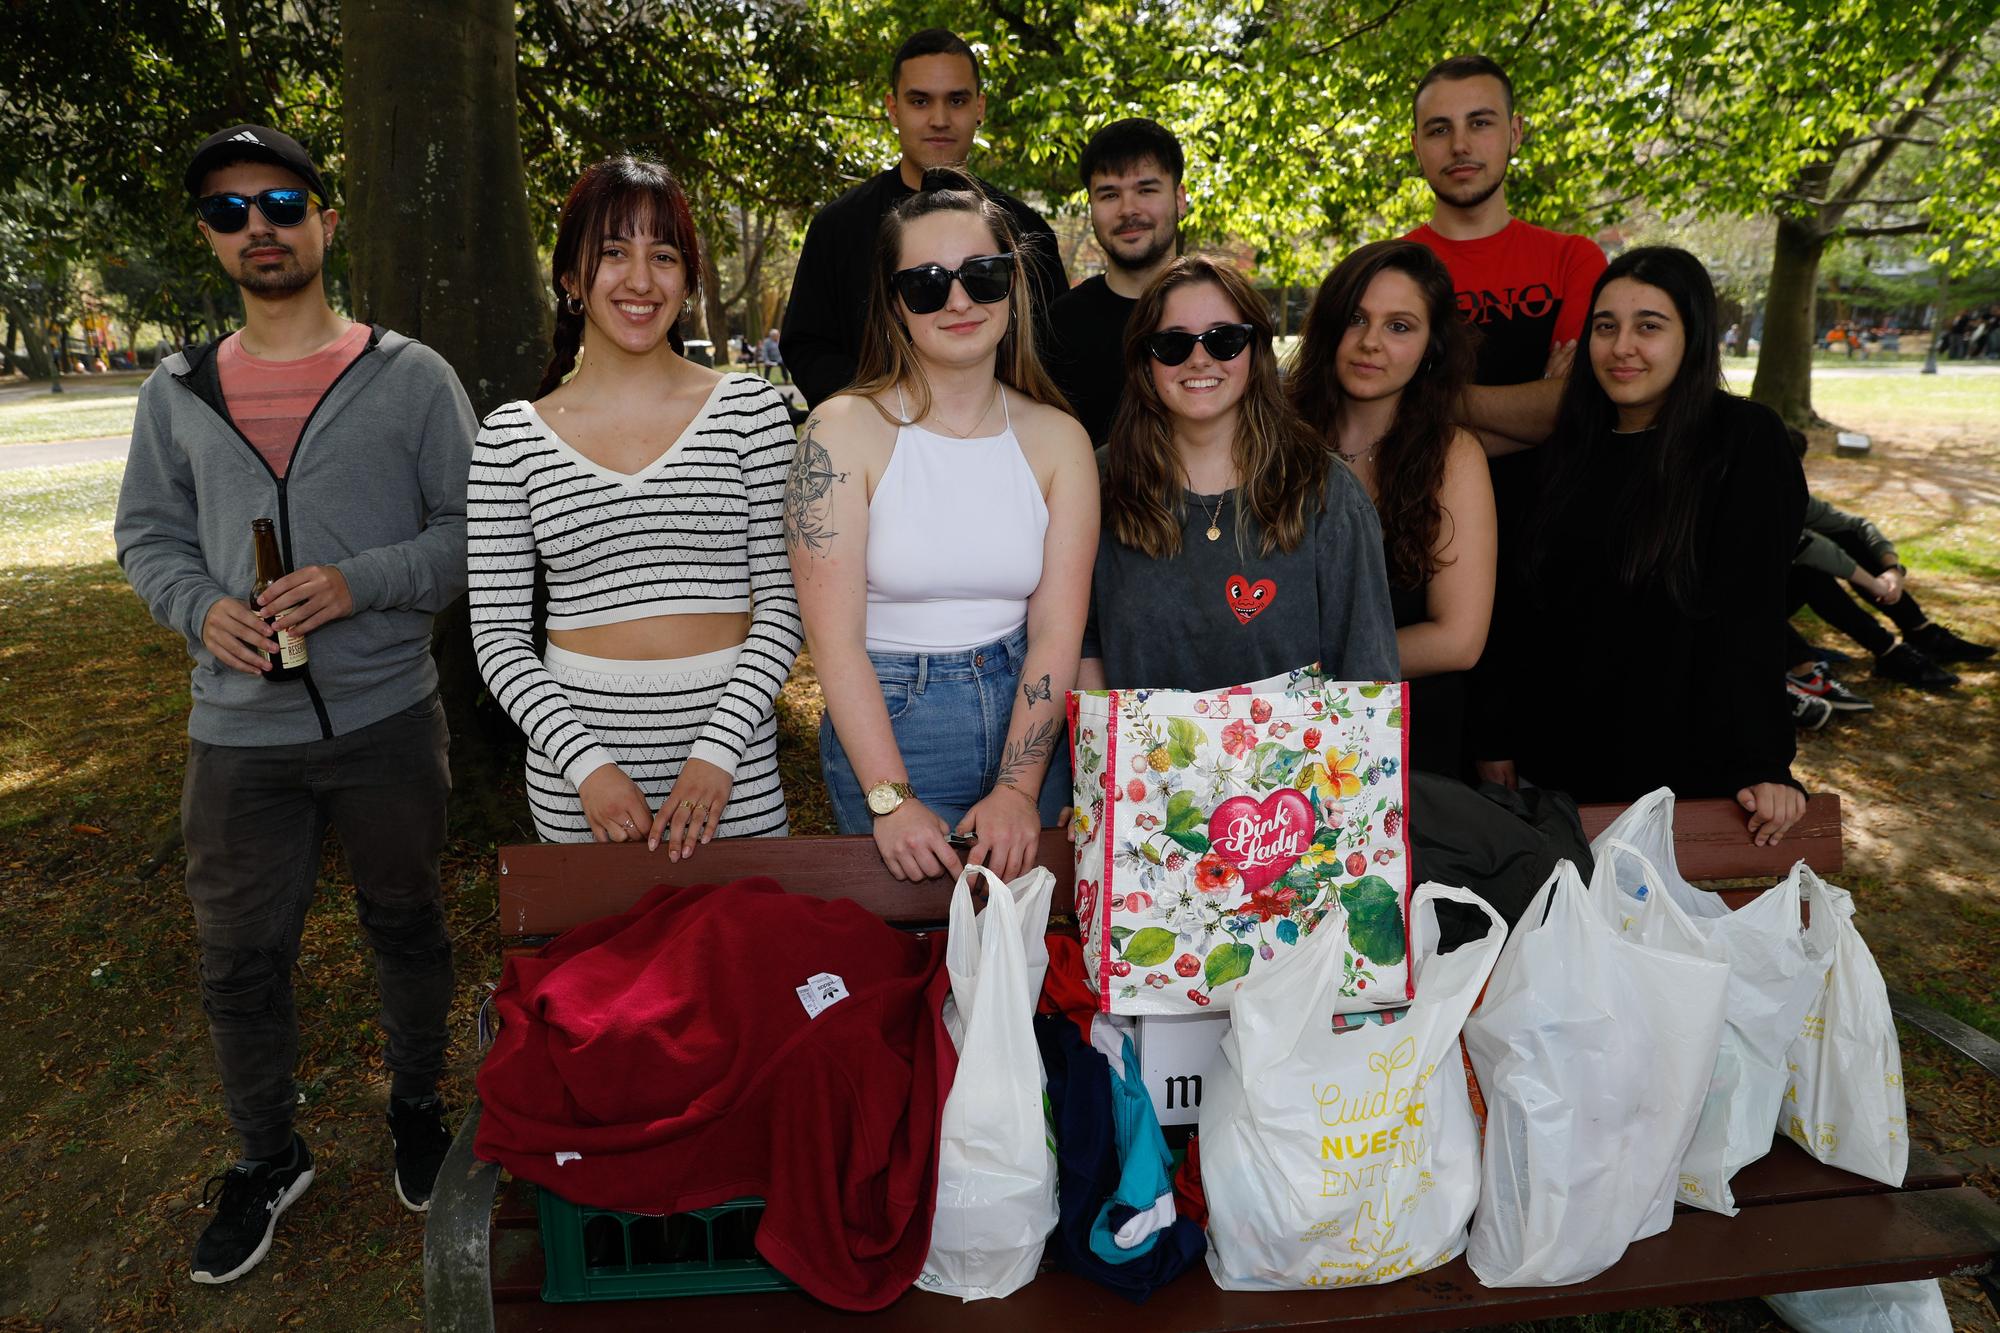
[1777,867,1908,1187]
[1766,1279,1951,1332]
[1201,882,1504,1290]
[1465,860,1729,1287]
[1585,838,1724,1235]
[918,865,1059,1300]
[1591,790,1826,1215]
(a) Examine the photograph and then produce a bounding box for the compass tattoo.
[784,420,847,561]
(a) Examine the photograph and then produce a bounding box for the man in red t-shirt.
[1403,55,1607,454]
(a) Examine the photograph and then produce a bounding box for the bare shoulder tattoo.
[784,420,848,560]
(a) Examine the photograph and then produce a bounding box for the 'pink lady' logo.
[1208,788,1314,893]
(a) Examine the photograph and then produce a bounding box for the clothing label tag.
[795,971,850,1019]
[555,1151,581,1166]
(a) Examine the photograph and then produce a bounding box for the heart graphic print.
[1208,788,1314,893]
[1225,575,1277,624]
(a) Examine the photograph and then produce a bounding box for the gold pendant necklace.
[1200,489,1226,542]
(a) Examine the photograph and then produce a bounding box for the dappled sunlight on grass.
[0,382,141,447]
[0,461,126,567]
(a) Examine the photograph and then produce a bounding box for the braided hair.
[535,156,702,398]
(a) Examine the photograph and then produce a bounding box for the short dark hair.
[1078,118,1185,190]
[891,28,980,93]
[1413,54,1515,120]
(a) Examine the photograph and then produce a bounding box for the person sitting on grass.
[1783,430,1991,703]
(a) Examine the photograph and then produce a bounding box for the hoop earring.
[564,293,583,315]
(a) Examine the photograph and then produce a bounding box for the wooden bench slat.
[499,797,1842,938]
[489,1186,2000,1332]
[1722,1139,1958,1207]
[1578,793,1842,880]
[481,1140,1965,1303]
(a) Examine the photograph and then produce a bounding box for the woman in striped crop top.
[787,170,1099,883]
[469,157,802,850]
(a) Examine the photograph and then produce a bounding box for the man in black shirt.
[779,28,1068,407]
[1044,118,1187,445]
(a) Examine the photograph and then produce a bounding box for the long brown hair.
[842,167,1068,423]
[536,156,703,399]
[1289,239,1470,587]
[1104,255,1325,558]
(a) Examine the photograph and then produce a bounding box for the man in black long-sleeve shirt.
[780,28,1068,407]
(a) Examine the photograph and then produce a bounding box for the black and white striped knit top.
[467,374,803,789]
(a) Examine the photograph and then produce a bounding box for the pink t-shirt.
[216,323,370,477]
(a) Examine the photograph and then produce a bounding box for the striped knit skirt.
[527,644,789,844]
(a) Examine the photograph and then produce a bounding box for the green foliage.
[6,0,1998,360]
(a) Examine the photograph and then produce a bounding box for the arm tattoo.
[783,421,847,559]
[994,717,1063,791]
[1022,673,1052,708]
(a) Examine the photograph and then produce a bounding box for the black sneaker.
[1905,622,1995,664]
[388,1094,452,1212]
[1785,665,1874,712]
[1788,682,1834,730]
[190,1136,314,1284]
[1874,642,1960,692]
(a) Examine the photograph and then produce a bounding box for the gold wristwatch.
[866,780,916,817]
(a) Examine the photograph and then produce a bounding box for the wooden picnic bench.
[426,793,2000,1331]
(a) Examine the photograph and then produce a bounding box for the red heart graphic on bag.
[1225,575,1277,624]
[1208,788,1314,893]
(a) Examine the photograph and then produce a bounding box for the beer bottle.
[250,517,308,681]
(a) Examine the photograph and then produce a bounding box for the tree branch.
[1836,220,1931,240]
[1298,0,1420,58]
[1509,0,1555,65]
[985,0,1064,57]
[1827,47,1970,221]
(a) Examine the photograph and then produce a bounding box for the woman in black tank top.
[1289,240,1494,780]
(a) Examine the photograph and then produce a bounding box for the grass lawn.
[0,379,143,447]
[0,368,1995,1329]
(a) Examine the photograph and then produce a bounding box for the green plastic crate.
[535,1186,796,1302]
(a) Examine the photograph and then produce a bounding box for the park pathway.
[0,436,128,470]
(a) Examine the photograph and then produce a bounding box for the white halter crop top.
[864,386,1049,653]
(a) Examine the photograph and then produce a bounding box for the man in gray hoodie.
[113,125,474,1284]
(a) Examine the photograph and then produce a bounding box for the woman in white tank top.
[786,170,1099,882]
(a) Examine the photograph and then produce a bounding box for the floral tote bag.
[1068,677,1411,1016]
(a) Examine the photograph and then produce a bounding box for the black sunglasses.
[891,253,1015,315]
[195,188,321,233]
[1146,323,1257,366]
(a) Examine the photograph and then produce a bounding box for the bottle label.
[277,627,308,669]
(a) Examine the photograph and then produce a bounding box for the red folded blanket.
[474,876,953,1312]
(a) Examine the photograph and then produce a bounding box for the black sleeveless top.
[1389,574,1471,780]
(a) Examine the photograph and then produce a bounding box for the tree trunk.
[701,244,729,363]
[341,0,546,410]
[1749,212,1827,428]
[342,0,549,842]
[4,305,51,378]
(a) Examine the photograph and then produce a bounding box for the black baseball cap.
[184,125,330,203]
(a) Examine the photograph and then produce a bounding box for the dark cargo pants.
[181,692,454,1160]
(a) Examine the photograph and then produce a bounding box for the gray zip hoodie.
[115,326,474,746]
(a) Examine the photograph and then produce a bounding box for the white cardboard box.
[1135,1011,1231,1126]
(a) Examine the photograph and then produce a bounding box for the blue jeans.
[821,625,1071,833]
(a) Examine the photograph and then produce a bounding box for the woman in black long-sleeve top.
[1477,246,1809,845]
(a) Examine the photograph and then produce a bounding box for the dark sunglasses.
[891,253,1015,315]
[195,188,321,233]
[1146,323,1257,366]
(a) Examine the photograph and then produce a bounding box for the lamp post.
[1921,242,1955,376]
